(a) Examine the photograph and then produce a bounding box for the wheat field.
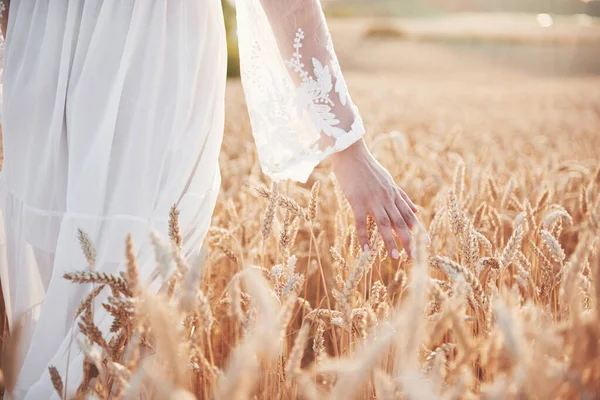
[1,17,600,400]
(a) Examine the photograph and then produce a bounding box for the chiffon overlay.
[0,0,365,397]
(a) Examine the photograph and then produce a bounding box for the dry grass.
[1,22,600,400]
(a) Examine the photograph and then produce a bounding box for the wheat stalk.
[77,228,96,267]
[169,204,183,249]
[309,181,320,221]
[125,234,140,297]
[541,230,566,265]
[64,271,131,297]
[447,189,465,237]
[285,323,309,381]
[501,224,524,268]
[74,285,106,318]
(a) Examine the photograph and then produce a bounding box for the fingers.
[384,206,412,258]
[373,208,402,260]
[398,188,419,214]
[395,196,418,231]
[396,195,430,245]
[351,187,426,260]
[353,206,369,252]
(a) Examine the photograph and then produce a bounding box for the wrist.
[331,138,369,166]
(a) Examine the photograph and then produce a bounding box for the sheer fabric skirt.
[0,1,226,397]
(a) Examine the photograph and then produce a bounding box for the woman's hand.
[331,139,428,259]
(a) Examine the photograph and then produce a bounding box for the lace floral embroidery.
[327,32,350,107]
[237,7,366,181]
[285,29,351,140]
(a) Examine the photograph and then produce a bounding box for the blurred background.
[324,0,600,16]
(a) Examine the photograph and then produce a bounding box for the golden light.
[536,13,554,28]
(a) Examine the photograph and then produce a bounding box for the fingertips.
[396,197,418,231]
[382,230,399,260]
[417,221,432,245]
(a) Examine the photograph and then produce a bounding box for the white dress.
[0,0,365,398]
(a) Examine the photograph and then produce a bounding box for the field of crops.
[2,15,600,400]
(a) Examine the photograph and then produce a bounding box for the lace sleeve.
[235,0,366,183]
